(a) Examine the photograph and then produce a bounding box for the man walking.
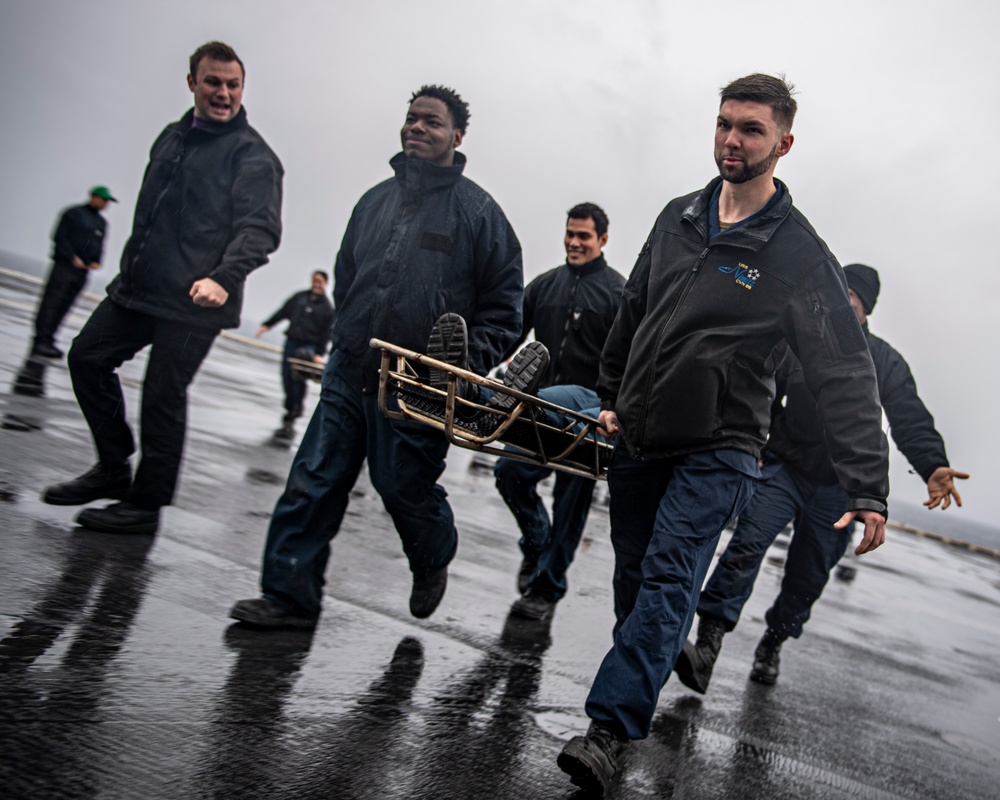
[675,263,969,692]
[256,270,334,437]
[494,202,625,621]
[32,186,117,359]
[42,41,283,536]
[556,74,889,796]
[230,85,523,629]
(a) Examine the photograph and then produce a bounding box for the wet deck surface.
[1,271,999,799]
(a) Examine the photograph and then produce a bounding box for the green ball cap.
[89,185,118,202]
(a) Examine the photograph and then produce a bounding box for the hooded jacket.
[599,177,888,511]
[511,255,626,390]
[331,151,523,388]
[768,328,948,486]
[108,107,283,330]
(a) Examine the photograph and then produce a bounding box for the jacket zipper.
[634,246,711,454]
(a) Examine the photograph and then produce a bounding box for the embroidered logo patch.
[718,262,760,290]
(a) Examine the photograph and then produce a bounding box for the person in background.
[676,262,969,692]
[32,186,117,359]
[256,270,334,438]
[494,202,625,622]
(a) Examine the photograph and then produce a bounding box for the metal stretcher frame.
[370,338,611,480]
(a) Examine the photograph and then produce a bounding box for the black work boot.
[674,615,727,694]
[42,462,132,506]
[75,501,160,535]
[558,720,629,796]
[409,565,448,618]
[486,341,549,412]
[749,628,785,685]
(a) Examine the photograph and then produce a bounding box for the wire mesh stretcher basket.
[370,338,612,480]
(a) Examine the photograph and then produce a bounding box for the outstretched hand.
[924,466,969,510]
[835,509,886,555]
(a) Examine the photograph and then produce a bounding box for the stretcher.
[287,357,324,382]
[370,338,612,480]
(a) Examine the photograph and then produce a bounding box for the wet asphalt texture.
[1,271,999,800]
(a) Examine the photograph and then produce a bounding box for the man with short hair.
[256,270,334,437]
[494,202,625,621]
[230,85,523,629]
[42,41,283,536]
[556,74,890,796]
[32,186,117,359]
[675,262,969,692]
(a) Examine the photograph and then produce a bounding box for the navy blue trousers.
[585,445,757,739]
[697,454,850,639]
[260,350,458,618]
[493,385,600,601]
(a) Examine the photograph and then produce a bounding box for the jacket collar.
[390,151,466,201]
[683,176,793,251]
[565,253,608,276]
[175,105,249,136]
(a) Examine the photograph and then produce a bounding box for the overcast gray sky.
[2,0,997,528]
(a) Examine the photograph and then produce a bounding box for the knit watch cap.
[843,263,880,314]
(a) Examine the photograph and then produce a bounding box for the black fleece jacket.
[510,255,626,389]
[769,327,948,486]
[262,290,335,354]
[599,177,888,512]
[51,204,107,266]
[108,106,283,330]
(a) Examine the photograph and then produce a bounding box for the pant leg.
[494,456,554,558]
[261,351,369,617]
[586,449,758,740]
[764,482,850,639]
[365,394,458,574]
[528,470,596,601]
[127,318,217,508]
[280,338,298,417]
[34,263,88,348]
[696,458,804,629]
[67,300,155,468]
[605,444,672,633]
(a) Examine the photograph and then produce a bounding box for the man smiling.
[231,85,523,630]
[42,41,283,535]
[556,74,889,796]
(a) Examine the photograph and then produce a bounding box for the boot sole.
[75,516,158,535]
[229,607,318,630]
[557,740,610,795]
[43,485,131,507]
[427,314,468,387]
[487,343,548,412]
[749,669,778,685]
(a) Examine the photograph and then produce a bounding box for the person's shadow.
[0,526,154,798]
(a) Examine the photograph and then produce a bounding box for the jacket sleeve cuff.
[847,497,888,517]
[917,463,949,484]
[600,397,616,412]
